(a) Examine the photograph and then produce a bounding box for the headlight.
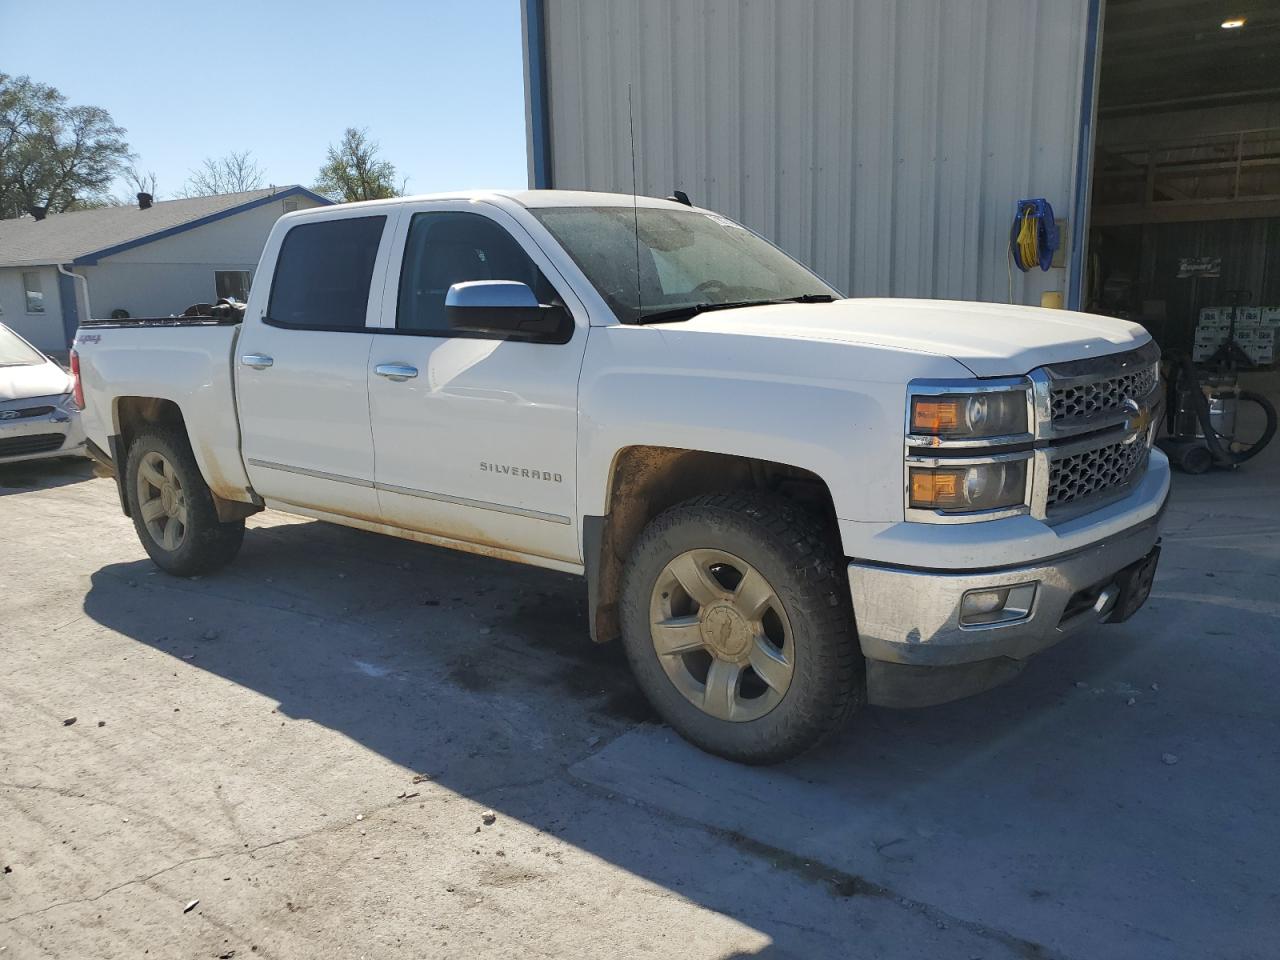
[909,460,1028,513]
[910,389,1028,439]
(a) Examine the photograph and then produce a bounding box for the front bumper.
[0,397,86,465]
[849,498,1166,707]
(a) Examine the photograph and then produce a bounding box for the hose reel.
[1009,198,1059,273]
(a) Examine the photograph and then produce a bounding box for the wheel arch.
[113,396,260,522]
[583,445,838,644]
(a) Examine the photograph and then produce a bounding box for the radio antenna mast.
[628,83,643,323]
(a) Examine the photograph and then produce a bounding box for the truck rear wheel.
[125,427,244,576]
[619,493,863,764]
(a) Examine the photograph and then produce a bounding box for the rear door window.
[267,216,386,330]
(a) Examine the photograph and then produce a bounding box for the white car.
[72,190,1167,763]
[0,323,85,465]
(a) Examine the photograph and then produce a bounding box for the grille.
[0,433,65,457]
[1048,438,1148,509]
[0,405,55,420]
[1050,364,1158,423]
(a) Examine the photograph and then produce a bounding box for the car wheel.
[125,427,244,576]
[619,493,863,764]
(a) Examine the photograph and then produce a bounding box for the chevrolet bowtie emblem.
[1122,397,1151,441]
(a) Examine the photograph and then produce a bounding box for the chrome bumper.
[849,506,1165,669]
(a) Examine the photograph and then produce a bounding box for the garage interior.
[1088,0,1279,358]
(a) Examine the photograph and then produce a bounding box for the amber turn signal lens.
[909,461,1028,513]
[911,399,964,435]
[910,468,962,508]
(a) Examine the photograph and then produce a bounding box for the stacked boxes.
[1194,306,1277,365]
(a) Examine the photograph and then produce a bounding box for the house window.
[23,272,45,313]
[282,198,301,213]
[215,270,252,302]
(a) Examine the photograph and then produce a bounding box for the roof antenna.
[667,190,692,206]
[628,83,643,324]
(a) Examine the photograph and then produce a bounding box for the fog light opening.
[960,582,1037,627]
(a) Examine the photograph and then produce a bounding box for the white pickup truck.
[73,190,1168,763]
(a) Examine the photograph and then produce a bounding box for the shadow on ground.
[76,490,1280,958]
[0,456,93,496]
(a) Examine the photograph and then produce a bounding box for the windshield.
[529,206,840,323]
[0,324,47,366]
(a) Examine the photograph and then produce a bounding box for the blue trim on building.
[57,268,80,348]
[72,186,332,266]
[1067,0,1103,311]
[523,0,553,188]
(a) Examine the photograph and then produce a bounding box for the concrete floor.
[1,443,1277,960]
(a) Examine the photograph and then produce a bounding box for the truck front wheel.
[125,428,244,576]
[619,493,863,764]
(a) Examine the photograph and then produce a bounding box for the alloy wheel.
[648,548,794,722]
[136,451,188,551]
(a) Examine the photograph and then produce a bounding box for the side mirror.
[444,280,571,341]
[442,280,532,332]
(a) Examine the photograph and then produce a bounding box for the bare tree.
[314,127,404,202]
[117,165,159,203]
[179,150,264,197]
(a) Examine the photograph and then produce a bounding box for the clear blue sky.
[0,0,530,198]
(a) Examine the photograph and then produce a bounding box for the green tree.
[314,127,404,202]
[0,73,131,220]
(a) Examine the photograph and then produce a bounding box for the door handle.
[375,363,419,382]
[241,354,274,369]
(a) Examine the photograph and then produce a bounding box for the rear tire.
[619,493,863,764]
[125,427,244,576]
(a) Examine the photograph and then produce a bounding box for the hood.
[0,358,72,401]
[675,298,1151,378]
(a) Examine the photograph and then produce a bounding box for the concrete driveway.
[1,450,1277,959]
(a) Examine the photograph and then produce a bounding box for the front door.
[368,203,588,564]
[237,210,397,519]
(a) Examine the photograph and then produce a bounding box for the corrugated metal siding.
[539,0,1089,306]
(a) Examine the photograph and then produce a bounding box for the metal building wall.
[527,0,1093,307]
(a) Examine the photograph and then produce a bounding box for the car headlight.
[908,460,1028,513]
[910,389,1028,439]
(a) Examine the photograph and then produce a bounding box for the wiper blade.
[636,293,837,325]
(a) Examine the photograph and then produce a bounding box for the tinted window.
[268,216,385,329]
[397,211,557,334]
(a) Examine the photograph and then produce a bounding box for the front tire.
[619,493,862,764]
[125,427,244,576]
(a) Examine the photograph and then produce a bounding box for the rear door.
[236,209,398,519]
[367,201,588,564]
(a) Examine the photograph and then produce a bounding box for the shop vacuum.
[1159,301,1276,474]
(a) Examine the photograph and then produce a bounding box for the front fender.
[576,325,971,529]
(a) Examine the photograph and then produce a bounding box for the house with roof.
[0,186,331,354]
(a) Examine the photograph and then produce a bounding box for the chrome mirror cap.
[445,280,539,310]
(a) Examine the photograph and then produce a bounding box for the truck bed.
[73,320,255,504]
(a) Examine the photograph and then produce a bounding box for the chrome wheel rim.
[649,548,794,722]
[136,451,188,551]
